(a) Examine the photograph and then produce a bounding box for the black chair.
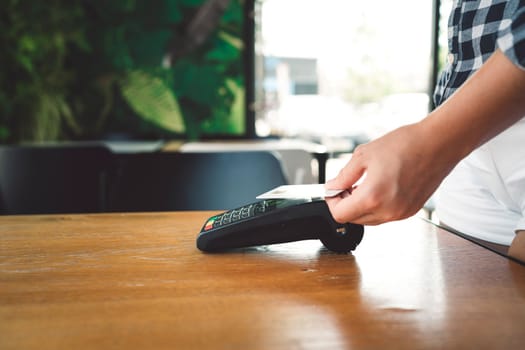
[109,151,288,212]
[0,145,113,215]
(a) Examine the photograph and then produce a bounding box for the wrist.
[414,113,469,171]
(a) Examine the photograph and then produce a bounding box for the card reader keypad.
[202,201,277,232]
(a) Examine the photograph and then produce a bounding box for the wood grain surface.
[1,212,525,349]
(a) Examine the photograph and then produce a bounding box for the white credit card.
[256,184,345,200]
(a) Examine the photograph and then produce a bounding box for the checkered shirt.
[433,0,525,107]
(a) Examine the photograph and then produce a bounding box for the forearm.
[418,49,525,166]
[325,49,525,226]
[509,231,525,263]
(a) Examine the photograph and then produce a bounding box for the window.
[254,0,437,151]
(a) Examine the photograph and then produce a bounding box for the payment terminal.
[196,198,364,253]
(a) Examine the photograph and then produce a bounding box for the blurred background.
[254,0,452,152]
[0,0,452,150]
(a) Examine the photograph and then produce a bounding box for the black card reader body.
[197,199,364,253]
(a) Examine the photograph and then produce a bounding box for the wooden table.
[1,212,525,349]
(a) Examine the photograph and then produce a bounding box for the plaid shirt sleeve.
[497,0,525,69]
[434,0,525,107]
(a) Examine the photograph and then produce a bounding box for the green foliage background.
[0,0,246,143]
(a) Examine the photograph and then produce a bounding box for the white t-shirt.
[436,117,525,245]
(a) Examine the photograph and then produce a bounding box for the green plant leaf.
[217,30,243,50]
[32,92,64,142]
[173,62,222,105]
[120,70,186,133]
[206,31,242,61]
[200,78,244,134]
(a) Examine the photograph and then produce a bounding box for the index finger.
[325,155,366,191]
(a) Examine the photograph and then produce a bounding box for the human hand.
[325,123,456,225]
[325,50,525,226]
